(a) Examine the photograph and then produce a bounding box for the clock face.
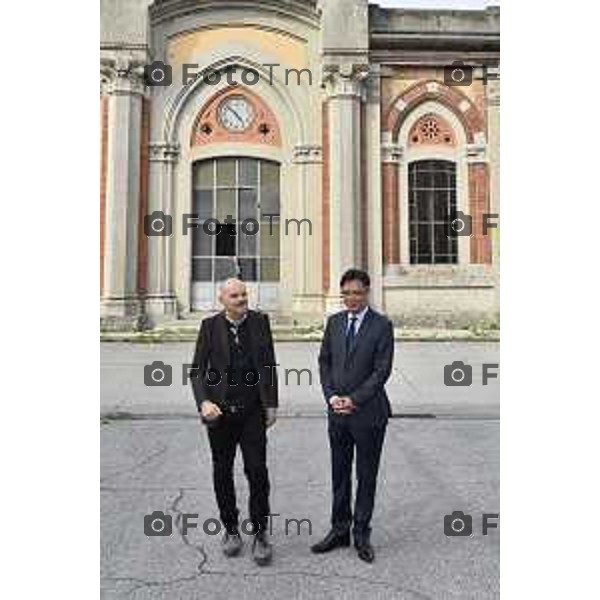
[218,97,254,132]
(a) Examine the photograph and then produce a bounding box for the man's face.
[220,280,248,318]
[341,280,369,313]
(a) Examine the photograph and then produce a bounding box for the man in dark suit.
[311,268,394,563]
[191,278,278,566]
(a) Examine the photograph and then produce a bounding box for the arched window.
[408,159,458,264]
[191,157,280,290]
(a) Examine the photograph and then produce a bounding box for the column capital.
[322,62,370,100]
[487,75,500,107]
[466,140,488,163]
[381,143,403,164]
[292,144,323,164]
[148,141,180,164]
[101,56,146,96]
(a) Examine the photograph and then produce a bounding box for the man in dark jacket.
[311,268,394,563]
[191,278,278,566]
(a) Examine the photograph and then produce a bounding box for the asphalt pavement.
[101,342,499,599]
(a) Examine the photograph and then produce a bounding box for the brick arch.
[190,85,282,148]
[384,80,485,143]
[408,113,457,148]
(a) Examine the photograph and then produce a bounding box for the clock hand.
[226,107,244,126]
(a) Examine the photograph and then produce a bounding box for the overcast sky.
[371,0,499,8]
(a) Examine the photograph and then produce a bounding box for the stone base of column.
[383,264,405,277]
[100,295,143,331]
[291,294,325,326]
[101,295,141,318]
[145,295,179,324]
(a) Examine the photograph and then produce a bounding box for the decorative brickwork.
[190,86,281,148]
[382,162,400,266]
[468,162,491,264]
[408,113,456,147]
[384,80,485,143]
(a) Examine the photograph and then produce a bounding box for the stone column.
[323,63,368,312]
[291,144,324,322]
[487,70,500,269]
[467,138,491,264]
[100,57,145,319]
[364,68,384,310]
[381,137,403,277]
[145,142,179,321]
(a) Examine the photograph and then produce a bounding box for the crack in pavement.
[102,487,431,599]
[170,487,209,574]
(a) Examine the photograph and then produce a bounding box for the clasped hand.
[330,395,355,415]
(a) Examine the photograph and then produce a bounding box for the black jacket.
[191,310,278,413]
[319,308,394,426]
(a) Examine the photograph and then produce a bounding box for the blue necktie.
[346,316,358,353]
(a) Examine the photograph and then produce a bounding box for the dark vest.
[223,317,260,412]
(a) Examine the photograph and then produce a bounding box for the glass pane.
[239,229,258,256]
[192,258,212,281]
[433,191,450,221]
[193,190,213,221]
[416,191,431,222]
[240,189,257,222]
[216,224,236,256]
[409,223,417,241]
[434,170,450,189]
[216,159,236,187]
[193,161,213,189]
[239,258,258,281]
[260,223,280,257]
[434,224,450,256]
[192,227,212,256]
[449,236,458,261]
[239,159,258,187]
[216,189,236,223]
[409,239,417,263]
[415,170,433,189]
[417,224,431,258]
[260,162,280,214]
[215,257,237,281]
[260,258,280,282]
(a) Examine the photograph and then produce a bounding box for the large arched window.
[408,159,458,264]
[191,157,280,290]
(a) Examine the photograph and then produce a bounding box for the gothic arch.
[384,79,485,143]
[162,54,307,147]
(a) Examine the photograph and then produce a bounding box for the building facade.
[100,0,500,328]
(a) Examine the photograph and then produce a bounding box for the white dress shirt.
[346,305,369,335]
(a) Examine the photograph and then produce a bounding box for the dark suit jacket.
[319,307,394,426]
[191,310,278,414]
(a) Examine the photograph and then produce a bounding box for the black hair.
[340,268,370,289]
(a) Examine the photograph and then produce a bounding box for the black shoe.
[355,541,375,563]
[310,530,351,554]
[222,530,243,557]
[252,531,273,566]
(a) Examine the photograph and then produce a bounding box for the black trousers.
[328,417,387,544]
[207,405,270,534]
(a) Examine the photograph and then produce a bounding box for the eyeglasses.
[340,289,368,298]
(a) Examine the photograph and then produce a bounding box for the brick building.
[100,0,500,328]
